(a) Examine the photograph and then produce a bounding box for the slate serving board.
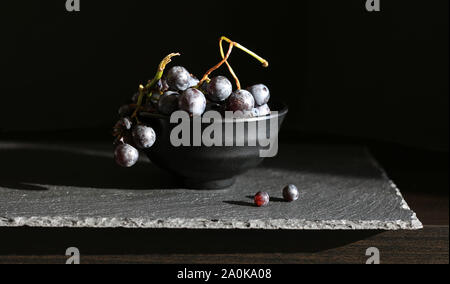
[0,142,422,230]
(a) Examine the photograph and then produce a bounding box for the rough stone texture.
[0,142,422,230]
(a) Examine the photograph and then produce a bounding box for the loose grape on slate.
[115,143,139,168]
[247,84,270,106]
[158,91,180,115]
[226,90,255,112]
[206,76,233,102]
[166,66,191,91]
[254,191,270,207]
[132,125,157,149]
[179,88,207,116]
[283,184,299,202]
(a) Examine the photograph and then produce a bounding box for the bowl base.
[183,177,236,190]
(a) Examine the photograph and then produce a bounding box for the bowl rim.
[139,101,289,123]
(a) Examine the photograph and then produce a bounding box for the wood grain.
[0,226,447,264]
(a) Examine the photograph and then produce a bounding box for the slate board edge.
[365,148,423,230]
[0,216,422,230]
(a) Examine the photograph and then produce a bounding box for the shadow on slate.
[0,228,382,254]
[0,147,180,191]
[0,143,378,192]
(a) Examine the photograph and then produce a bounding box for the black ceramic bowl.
[139,101,288,189]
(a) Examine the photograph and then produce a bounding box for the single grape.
[254,191,270,207]
[114,143,139,168]
[256,104,271,116]
[132,125,156,149]
[247,84,270,106]
[166,66,191,91]
[206,76,233,102]
[226,90,255,112]
[283,184,299,202]
[158,91,180,115]
[179,88,207,116]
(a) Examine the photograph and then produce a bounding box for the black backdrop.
[1,0,448,151]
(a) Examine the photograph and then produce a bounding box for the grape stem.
[198,43,234,87]
[220,37,269,90]
[219,39,241,90]
[221,36,269,68]
[198,36,269,90]
[131,53,180,120]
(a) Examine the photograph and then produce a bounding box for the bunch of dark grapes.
[113,37,272,168]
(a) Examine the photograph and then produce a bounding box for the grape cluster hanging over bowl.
[113,36,274,170]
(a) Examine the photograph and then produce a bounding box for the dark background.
[0,0,448,152]
[0,0,448,264]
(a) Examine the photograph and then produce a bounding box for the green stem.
[220,36,269,68]
[219,39,241,90]
[131,53,180,119]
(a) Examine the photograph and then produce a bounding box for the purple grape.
[283,184,299,202]
[226,90,255,112]
[132,125,156,149]
[158,91,180,115]
[166,66,191,91]
[256,104,271,116]
[179,88,207,116]
[115,143,139,168]
[247,84,270,106]
[206,76,233,102]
